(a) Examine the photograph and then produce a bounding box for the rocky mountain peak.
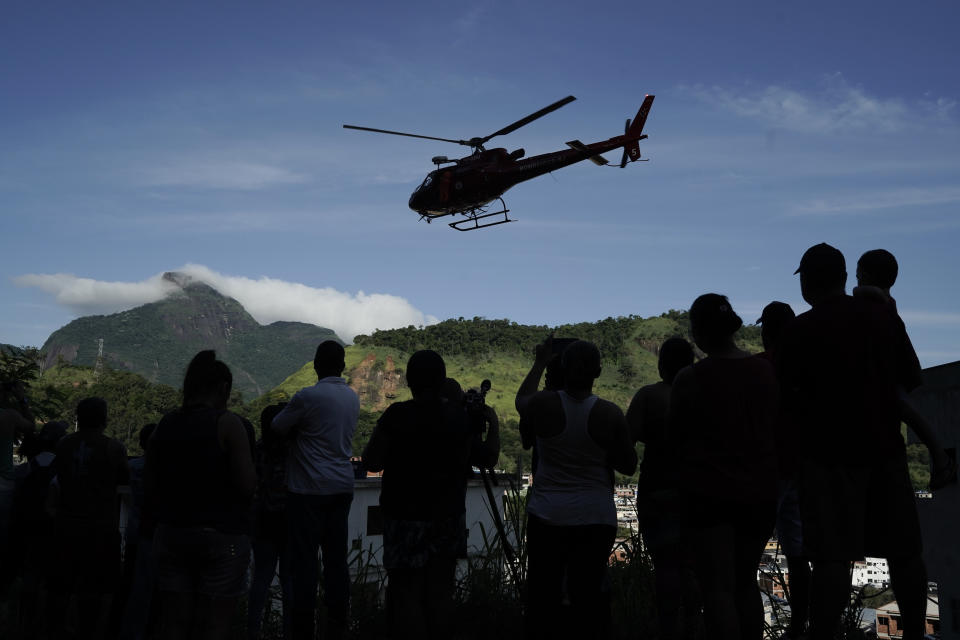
[161,271,194,288]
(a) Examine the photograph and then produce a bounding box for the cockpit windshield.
[414,173,434,193]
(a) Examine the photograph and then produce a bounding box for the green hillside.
[254,312,765,479]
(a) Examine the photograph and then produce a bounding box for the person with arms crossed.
[272,340,359,640]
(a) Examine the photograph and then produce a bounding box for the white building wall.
[852,557,890,587]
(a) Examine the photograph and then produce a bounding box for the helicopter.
[344,94,655,231]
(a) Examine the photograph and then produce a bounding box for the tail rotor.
[620,118,631,168]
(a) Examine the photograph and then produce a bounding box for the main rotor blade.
[480,95,576,144]
[343,124,467,145]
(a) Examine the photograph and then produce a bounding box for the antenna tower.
[94,338,104,381]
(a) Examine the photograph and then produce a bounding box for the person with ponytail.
[146,350,255,640]
[669,294,779,640]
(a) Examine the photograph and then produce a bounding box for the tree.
[0,345,64,422]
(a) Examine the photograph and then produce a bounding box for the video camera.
[463,379,492,434]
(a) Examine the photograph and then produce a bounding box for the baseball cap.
[794,243,845,279]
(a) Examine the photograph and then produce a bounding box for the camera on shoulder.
[463,379,491,434]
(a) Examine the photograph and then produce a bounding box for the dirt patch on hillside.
[349,353,404,411]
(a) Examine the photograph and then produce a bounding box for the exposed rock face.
[40,272,340,400]
[349,353,404,411]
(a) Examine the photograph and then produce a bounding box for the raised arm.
[516,334,554,415]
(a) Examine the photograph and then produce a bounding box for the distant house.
[852,557,890,588]
[875,598,939,639]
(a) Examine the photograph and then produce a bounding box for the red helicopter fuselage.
[409,132,644,216]
[345,94,654,230]
[409,95,654,218]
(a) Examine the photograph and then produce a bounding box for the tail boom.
[623,94,654,163]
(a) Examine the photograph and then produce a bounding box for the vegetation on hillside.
[4,303,937,490]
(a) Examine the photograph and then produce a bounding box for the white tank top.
[527,391,616,527]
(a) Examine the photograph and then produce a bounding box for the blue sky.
[2,1,958,366]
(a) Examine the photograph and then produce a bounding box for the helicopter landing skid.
[448,199,513,232]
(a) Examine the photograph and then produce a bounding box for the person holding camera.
[520,339,637,640]
[362,350,499,640]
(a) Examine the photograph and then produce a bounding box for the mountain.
[39,272,340,400]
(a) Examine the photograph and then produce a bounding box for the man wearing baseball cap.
[777,243,927,640]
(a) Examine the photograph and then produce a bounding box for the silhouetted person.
[146,351,255,640]
[248,403,292,640]
[0,380,35,591]
[757,301,811,640]
[521,340,637,640]
[778,243,927,640]
[363,352,500,640]
[119,423,159,640]
[10,420,66,639]
[626,337,697,640]
[47,397,130,640]
[670,294,778,640]
[271,340,359,640]
[854,248,954,489]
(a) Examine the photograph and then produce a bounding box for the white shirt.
[271,377,359,495]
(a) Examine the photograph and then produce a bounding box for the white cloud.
[12,266,438,342]
[899,311,960,328]
[143,161,308,190]
[12,273,180,317]
[684,74,954,134]
[792,186,960,215]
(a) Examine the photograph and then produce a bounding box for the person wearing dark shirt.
[146,350,255,640]
[119,423,158,640]
[778,243,926,640]
[853,248,954,489]
[362,350,499,640]
[757,301,811,640]
[520,340,637,640]
[670,294,779,640]
[247,403,292,640]
[0,381,35,590]
[47,397,130,639]
[626,337,696,640]
[10,420,66,640]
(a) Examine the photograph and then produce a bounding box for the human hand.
[534,333,554,366]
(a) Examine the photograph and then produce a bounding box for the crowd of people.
[0,242,953,640]
[510,242,952,640]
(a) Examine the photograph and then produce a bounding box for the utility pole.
[94,338,104,382]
